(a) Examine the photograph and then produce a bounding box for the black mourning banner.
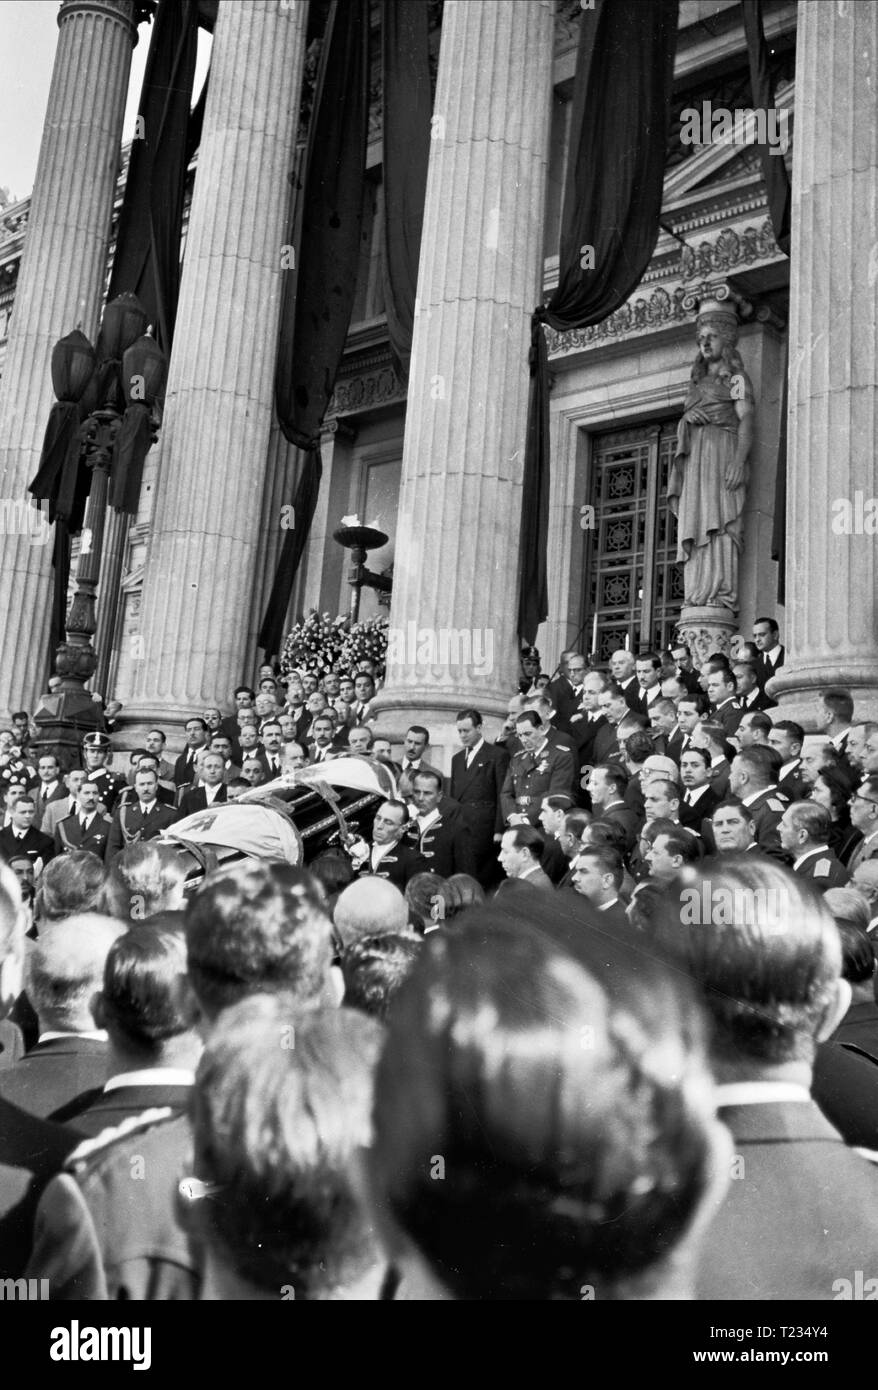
[518,0,679,645]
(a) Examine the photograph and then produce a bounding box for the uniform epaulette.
[65,1107,176,1172]
[766,798,786,812]
[813,858,832,877]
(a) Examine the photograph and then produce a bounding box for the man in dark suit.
[58,924,198,1138]
[678,747,720,831]
[0,793,55,870]
[104,769,178,863]
[663,860,878,1300]
[669,642,702,696]
[495,825,554,895]
[173,717,210,788]
[734,660,776,712]
[569,672,609,763]
[352,800,427,891]
[779,802,850,891]
[449,709,509,886]
[569,845,628,930]
[31,752,68,825]
[0,862,82,1277]
[177,752,228,820]
[627,652,664,720]
[607,649,639,709]
[705,667,743,738]
[308,715,337,766]
[768,720,809,802]
[408,769,476,879]
[587,764,638,854]
[54,780,112,857]
[546,653,586,736]
[0,915,122,1121]
[752,616,785,690]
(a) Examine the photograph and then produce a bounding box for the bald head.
[852,860,878,908]
[28,913,126,1033]
[333,877,409,950]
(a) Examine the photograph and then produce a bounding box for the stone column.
[370,0,555,769]
[120,0,309,736]
[768,0,878,725]
[0,0,138,719]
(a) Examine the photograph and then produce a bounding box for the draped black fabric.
[742,0,791,604]
[28,401,80,512]
[741,0,791,258]
[518,0,679,643]
[259,0,370,657]
[381,0,432,383]
[109,405,155,515]
[106,0,200,353]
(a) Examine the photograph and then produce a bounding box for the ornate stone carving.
[674,608,738,670]
[327,361,406,418]
[680,217,779,282]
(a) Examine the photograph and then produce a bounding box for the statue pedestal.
[675,606,737,670]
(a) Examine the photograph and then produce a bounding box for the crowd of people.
[1,615,878,1299]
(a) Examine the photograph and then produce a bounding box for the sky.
[0,0,210,206]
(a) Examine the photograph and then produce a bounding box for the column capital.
[58,0,140,45]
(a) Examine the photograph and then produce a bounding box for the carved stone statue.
[667,298,754,610]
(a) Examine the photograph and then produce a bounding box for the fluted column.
[370,0,554,765]
[0,0,137,719]
[121,0,308,732]
[245,419,303,671]
[769,0,878,725]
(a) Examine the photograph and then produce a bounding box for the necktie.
[80,816,89,831]
[466,749,474,768]
[141,804,150,817]
[684,791,692,805]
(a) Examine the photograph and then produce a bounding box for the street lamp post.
[32,293,166,763]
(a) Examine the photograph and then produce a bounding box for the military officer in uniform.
[54,781,112,858]
[728,748,790,861]
[499,711,576,828]
[104,769,178,863]
[780,802,850,891]
[350,799,427,891]
[81,733,125,815]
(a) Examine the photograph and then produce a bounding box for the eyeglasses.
[851,792,878,809]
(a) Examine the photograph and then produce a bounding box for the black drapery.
[259,0,370,657]
[107,0,201,353]
[381,0,432,384]
[742,0,792,604]
[518,0,679,644]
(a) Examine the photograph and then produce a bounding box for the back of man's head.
[185,862,333,1023]
[333,877,408,950]
[28,914,125,1033]
[368,907,726,1300]
[187,996,385,1299]
[105,841,187,922]
[98,922,192,1061]
[341,934,422,1022]
[34,851,107,925]
[656,859,843,1072]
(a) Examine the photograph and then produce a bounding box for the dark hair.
[544,794,574,813]
[405,873,450,933]
[624,732,655,764]
[710,796,755,824]
[576,844,623,888]
[444,874,487,916]
[34,851,107,924]
[505,824,544,859]
[741,711,772,737]
[772,719,804,746]
[562,809,592,839]
[406,724,429,741]
[457,708,482,726]
[754,617,779,636]
[379,798,410,827]
[185,863,333,1020]
[654,858,841,1065]
[821,687,854,725]
[341,934,422,1021]
[593,764,628,799]
[680,745,711,771]
[369,912,716,1299]
[814,766,857,819]
[649,822,701,866]
[585,819,628,856]
[234,686,255,699]
[190,998,383,1296]
[514,710,542,730]
[678,693,710,717]
[733,745,774,786]
[308,850,355,904]
[101,924,190,1054]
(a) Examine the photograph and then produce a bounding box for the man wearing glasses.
[848,776,878,873]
